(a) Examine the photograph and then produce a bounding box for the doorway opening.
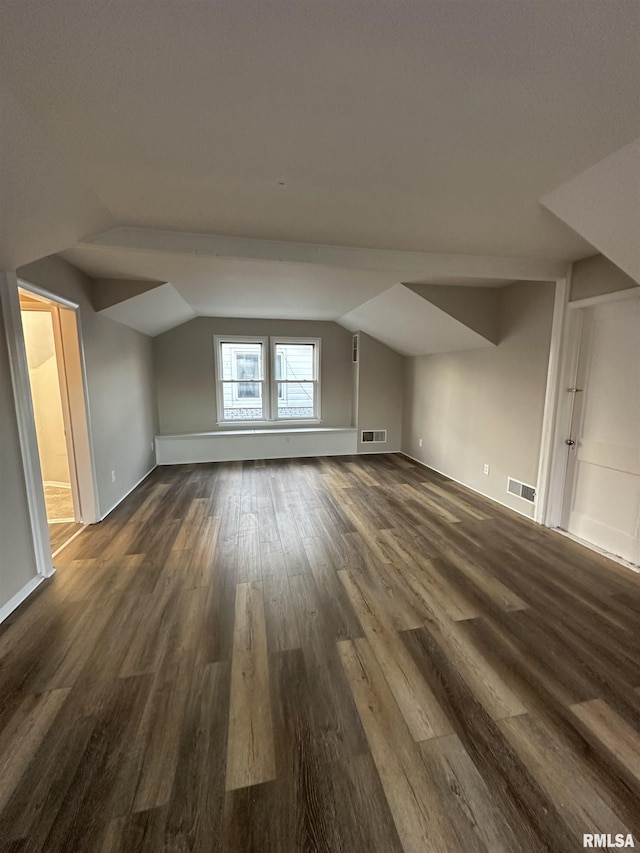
[18,286,89,556]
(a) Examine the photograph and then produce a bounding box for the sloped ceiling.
[339,284,497,356]
[60,226,563,352]
[404,284,502,344]
[2,2,638,351]
[97,283,196,338]
[541,140,640,284]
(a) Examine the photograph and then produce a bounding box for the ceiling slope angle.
[541,139,640,284]
[338,283,498,357]
[95,280,196,337]
[404,283,502,344]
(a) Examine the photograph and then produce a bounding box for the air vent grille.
[361,430,387,443]
[352,334,359,363]
[507,477,536,503]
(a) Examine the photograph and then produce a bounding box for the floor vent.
[507,477,536,503]
[361,430,387,443]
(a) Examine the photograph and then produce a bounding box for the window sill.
[159,425,355,440]
[215,419,322,428]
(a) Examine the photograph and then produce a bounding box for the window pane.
[220,342,263,381]
[238,382,259,399]
[276,382,314,418]
[223,382,263,420]
[275,344,314,381]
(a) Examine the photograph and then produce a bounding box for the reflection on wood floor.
[43,484,82,554]
[1,454,640,852]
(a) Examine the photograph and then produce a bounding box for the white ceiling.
[2,1,638,349]
[2,0,639,265]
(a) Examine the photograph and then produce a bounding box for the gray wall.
[17,256,158,517]
[402,281,555,517]
[356,332,404,453]
[154,317,353,434]
[571,254,639,301]
[0,296,39,610]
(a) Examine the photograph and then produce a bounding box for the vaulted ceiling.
[2,1,639,346]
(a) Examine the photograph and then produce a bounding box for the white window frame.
[214,335,268,423]
[270,337,321,423]
[214,335,321,425]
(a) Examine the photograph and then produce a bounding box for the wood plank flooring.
[49,521,83,553]
[1,453,640,851]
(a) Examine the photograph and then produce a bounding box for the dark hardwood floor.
[1,454,640,852]
[48,520,84,553]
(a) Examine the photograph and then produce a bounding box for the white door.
[562,297,640,566]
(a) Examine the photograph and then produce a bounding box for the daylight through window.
[214,336,320,423]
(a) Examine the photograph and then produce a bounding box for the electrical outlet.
[418,438,423,448]
[111,470,116,483]
[483,463,490,475]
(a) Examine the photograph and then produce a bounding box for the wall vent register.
[361,430,387,443]
[507,477,536,503]
[352,334,359,363]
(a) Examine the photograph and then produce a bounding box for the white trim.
[271,336,321,422]
[214,334,269,423]
[68,304,100,522]
[568,286,640,310]
[542,277,640,533]
[400,453,533,519]
[214,334,322,425]
[534,275,569,524]
[15,280,80,310]
[18,278,100,524]
[553,528,639,575]
[353,332,360,430]
[0,271,54,579]
[97,465,157,521]
[52,525,86,558]
[0,575,47,625]
[49,517,75,524]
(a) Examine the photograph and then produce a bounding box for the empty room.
[1,2,639,851]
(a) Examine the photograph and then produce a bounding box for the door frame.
[19,294,82,522]
[539,281,640,531]
[0,271,99,578]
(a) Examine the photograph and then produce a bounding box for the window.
[216,338,267,421]
[214,335,320,423]
[273,340,317,419]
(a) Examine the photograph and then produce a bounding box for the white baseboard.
[400,453,533,520]
[98,465,157,522]
[0,574,48,624]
